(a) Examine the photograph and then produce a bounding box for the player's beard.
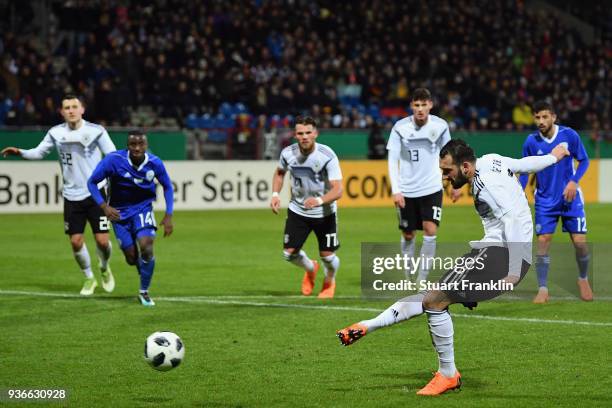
[451,168,469,188]
[298,140,315,155]
[539,123,553,136]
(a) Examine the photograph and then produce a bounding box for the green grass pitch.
[1,205,611,407]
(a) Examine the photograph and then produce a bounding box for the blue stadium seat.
[207,130,228,143]
[367,104,380,119]
[478,107,490,119]
[219,102,233,117]
[199,114,214,129]
[220,116,235,129]
[234,103,248,114]
[185,113,199,129]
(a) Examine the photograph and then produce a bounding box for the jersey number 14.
[138,211,156,228]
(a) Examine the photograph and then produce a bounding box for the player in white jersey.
[387,88,451,283]
[270,116,343,298]
[337,139,569,396]
[2,94,116,296]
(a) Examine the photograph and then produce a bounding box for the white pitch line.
[1,289,611,327]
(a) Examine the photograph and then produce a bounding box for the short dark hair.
[294,116,317,128]
[127,129,146,138]
[61,94,85,106]
[411,88,432,102]
[532,100,555,114]
[440,139,476,164]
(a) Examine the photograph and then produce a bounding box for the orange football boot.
[336,323,368,346]
[317,280,336,299]
[416,371,462,396]
[301,260,319,296]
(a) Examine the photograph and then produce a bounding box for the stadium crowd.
[0,0,610,135]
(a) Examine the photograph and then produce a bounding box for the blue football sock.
[576,254,589,280]
[536,255,550,288]
[138,257,156,292]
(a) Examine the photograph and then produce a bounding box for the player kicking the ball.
[337,139,569,395]
[87,130,174,306]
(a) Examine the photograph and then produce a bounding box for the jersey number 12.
[576,217,587,233]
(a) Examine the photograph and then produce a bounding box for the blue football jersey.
[522,125,588,216]
[88,150,174,220]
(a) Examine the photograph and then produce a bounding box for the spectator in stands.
[513,99,535,131]
[1,0,608,133]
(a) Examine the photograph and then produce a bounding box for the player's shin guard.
[283,250,315,272]
[361,293,424,332]
[426,309,457,378]
[96,241,112,270]
[321,254,340,281]
[74,243,93,278]
[418,235,436,282]
[138,257,155,292]
[536,255,550,288]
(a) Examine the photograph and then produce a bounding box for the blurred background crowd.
[0,0,610,139]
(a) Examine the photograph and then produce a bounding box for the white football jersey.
[387,114,451,197]
[278,143,342,218]
[20,120,116,201]
[471,153,557,276]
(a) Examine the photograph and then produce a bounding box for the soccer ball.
[144,331,185,371]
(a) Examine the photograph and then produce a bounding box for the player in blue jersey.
[87,130,174,306]
[519,100,592,303]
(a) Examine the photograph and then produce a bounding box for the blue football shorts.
[112,206,157,249]
[534,210,587,235]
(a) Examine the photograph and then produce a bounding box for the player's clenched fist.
[551,144,570,161]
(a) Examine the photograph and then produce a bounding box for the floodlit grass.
[1,205,611,407]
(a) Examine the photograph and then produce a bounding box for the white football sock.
[401,235,416,278]
[426,309,456,378]
[284,250,315,272]
[74,244,93,278]
[96,241,112,270]
[321,254,340,281]
[418,235,437,282]
[360,293,424,332]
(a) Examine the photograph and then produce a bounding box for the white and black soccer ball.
[144,331,185,371]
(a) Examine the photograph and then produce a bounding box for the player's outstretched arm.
[9,132,55,160]
[270,168,285,214]
[1,147,21,157]
[506,145,569,174]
